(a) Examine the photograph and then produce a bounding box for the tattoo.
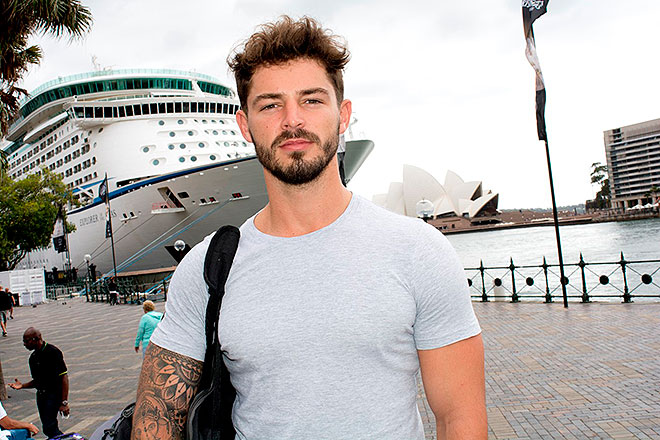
[131,343,203,440]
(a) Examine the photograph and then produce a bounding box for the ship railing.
[466,253,660,303]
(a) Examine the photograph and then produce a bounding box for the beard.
[252,126,339,185]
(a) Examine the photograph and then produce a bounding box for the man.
[0,401,39,436]
[0,285,13,336]
[9,327,70,438]
[6,287,16,318]
[132,16,486,440]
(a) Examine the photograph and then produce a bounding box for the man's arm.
[131,342,203,440]
[0,415,39,435]
[418,333,487,440]
[59,373,70,416]
[9,378,34,390]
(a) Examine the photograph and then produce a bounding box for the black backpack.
[95,225,240,440]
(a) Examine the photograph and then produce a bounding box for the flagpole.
[543,137,568,307]
[107,198,118,279]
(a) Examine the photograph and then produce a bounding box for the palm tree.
[0,0,93,135]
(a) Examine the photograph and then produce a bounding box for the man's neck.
[255,165,352,237]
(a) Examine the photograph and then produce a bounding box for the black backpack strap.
[187,225,240,440]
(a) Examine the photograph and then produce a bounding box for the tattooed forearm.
[131,343,203,440]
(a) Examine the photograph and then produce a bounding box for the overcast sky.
[18,0,660,209]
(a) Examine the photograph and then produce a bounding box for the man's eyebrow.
[252,92,283,105]
[299,87,330,97]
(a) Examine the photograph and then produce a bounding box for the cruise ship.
[3,69,373,276]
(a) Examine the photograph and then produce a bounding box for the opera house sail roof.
[373,165,499,220]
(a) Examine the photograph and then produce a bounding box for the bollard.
[510,258,519,303]
[620,252,632,303]
[479,260,488,302]
[542,257,552,303]
[579,253,590,303]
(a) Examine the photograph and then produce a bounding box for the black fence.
[467,253,660,303]
[46,277,170,304]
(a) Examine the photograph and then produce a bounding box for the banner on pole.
[522,0,549,141]
[52,206,67,253]
[99,173,109,204]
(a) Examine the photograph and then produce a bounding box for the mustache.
[271,128,321,149]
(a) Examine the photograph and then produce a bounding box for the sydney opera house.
[372,165,499,224]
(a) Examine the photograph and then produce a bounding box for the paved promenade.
[1,298,659,439]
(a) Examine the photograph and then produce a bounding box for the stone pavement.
[0,298,659,439]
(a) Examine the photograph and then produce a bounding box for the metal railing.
[466,253,660,303]
[83,277,170,304]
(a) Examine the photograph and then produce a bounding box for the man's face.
[23,334,41,351]
[236,58,351,185]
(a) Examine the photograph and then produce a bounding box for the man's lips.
[278,139,314,151]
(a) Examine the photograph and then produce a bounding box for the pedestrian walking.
[9,327,70,438]
[0,286,13,336]
[134,300,163,357]
[6,287,16,318]
[108,278,118,305]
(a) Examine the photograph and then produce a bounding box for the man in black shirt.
[0,286,13,336]
[10,327,70,437]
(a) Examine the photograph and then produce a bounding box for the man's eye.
[305,99,322,104]
[260,103,278,111]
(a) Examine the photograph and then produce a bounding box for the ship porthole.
[143,147,150,153]
[191,156,197,162]
[179,143,186,149]
[177,119,184,125]
[158,120,165,126]
[168,144,175,150]
[210,155,216,160]
[188,131,194,136]
[198,142,205,148]
[152,159,160,166]
[169,132,175,137]
[179,157,185,162]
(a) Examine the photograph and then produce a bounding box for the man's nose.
[281,103,304,130]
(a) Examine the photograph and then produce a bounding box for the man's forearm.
[131,343,203,440]
[61,374,69,401]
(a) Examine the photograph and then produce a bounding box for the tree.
[589,162,611,209]
[0,169,76,270]
[0,0,93,135]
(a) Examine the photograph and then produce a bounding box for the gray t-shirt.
[151,195,480,440]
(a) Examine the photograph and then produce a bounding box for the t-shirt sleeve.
[0,401,7,419]
[409,223,481,350]
[149,236,211,361]
[54,347,67,375]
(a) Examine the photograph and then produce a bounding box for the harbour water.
[446,218,660,268]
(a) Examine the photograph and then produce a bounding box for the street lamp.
[84,254,91,302]
[416,199,435,223]
[174,240,185,252]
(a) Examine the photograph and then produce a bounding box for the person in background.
[108,277,119,306]
[134,301,163,357]
[9,327,69,438]
[0,286,13,336]
[0,400,39,436]
[5,288,16,318]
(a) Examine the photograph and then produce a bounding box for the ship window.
[179,157,185,162]
[188,131,194,136]
[84,107,93,118]
[224,142,229,146]
[169,132,175,137]
[210,103,216,113]
[158,120,165,126]
[92,157,96,164]
[152,159,160,166]
[125,106,133,117]
[210,155,216,160]
[94,107,102,117]
[133,104,141,115]
[219,120,225,124]
[167,103,174,113]
[168,144,175,150]
[143,147,150,153]
[118,107,125,117]
[113,107,118,117]
[198,142,204,148]
[98,127,103,133]
[200,102,205,112]
[222,130,227,135]
[177,192,189,198]
[103,107,112,118]
[150,103,157,114]
[158,103,166,113]
[179,143,186,149]
[222,103,228,113]
[191,102,197,113]
[177,119,184,125]
[191,156,197,162]
[202,119,207,124]
[74,107,84,118]
[175,102,182,113]
[183,102,189,112]
[142,104,150,115]
[213,130,218,135]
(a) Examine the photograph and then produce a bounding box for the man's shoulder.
[352,196,440,237]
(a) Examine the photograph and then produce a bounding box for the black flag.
[522,0,549,141]
[99,173,109,204]
[52,206,67,253]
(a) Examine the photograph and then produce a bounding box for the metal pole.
[543,138,568,308]
[107,203,118,279]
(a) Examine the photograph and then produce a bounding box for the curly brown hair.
[227,15,350,110]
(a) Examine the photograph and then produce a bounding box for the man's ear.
[236,109,253,143]
[339,99,352,135]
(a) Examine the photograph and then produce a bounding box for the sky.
[16,0,660,209]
